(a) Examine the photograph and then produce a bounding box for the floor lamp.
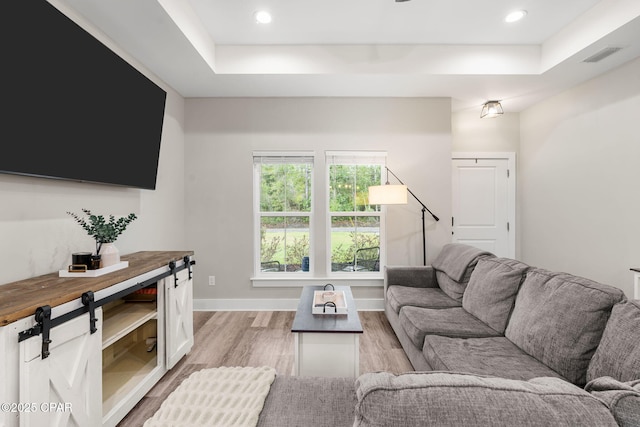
[369,167,439,266]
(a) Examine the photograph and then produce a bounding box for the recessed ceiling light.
[254,10,272,24]
[505,10,527,23]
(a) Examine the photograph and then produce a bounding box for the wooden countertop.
[0,251,194,326]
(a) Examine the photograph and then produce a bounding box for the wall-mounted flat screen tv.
[1,0,167,190]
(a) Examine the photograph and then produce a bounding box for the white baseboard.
[194,298,384,311]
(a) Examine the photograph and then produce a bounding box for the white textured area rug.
[143,366,277,427]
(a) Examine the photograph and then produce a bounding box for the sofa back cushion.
[354,371,617,427]
[462,257,529,333]
[431,243,494,301]
[587,299,640,383]
[505,268,626,385]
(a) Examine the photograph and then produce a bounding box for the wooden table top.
[291,285,363,334]
[0,250,193,326]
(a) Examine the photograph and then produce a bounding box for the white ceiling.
[57,0,640,113]
[191,0,600,45]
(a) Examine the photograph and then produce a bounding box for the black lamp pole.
[385,167,440,266]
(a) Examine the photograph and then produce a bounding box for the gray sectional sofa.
[257,243,640,426]
[385,243,623,385]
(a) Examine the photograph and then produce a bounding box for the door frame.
[452,152,516,258]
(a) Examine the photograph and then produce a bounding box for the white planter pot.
[100,243,120,268]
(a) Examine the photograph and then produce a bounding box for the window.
[326,152,385,273]
[254,153,313,274]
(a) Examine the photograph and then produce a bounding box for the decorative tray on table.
[59,261,129,278]
[312,290,347,315]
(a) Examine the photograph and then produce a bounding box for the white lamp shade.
[368,184,408,205]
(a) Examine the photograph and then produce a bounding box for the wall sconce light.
[480,100,503,118]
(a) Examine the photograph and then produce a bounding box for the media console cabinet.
[0,251,195,427]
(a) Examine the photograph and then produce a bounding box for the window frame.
[325,151,386,278]
[253,151,315,277]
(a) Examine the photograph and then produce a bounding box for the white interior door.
[165,268,194,369]
[452,153,515,257]
[19,310,102,427]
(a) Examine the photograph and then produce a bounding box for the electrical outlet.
[208,276,216,286]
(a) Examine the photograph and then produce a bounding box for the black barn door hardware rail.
[17,257,195,358]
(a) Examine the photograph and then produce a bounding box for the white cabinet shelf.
[101,289,162,427]
[102,301,157,349]
[103,338,158,416]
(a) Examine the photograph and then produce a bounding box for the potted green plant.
[67,208,137,268]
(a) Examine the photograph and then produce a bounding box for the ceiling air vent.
[582,47,623,63]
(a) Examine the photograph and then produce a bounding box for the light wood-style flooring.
[117,310,412,426]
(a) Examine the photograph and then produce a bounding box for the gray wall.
[2,0,637,304]
[0,7,187,286]
[184,98,453,306]
[519,57,640,297]
[452,110,520,154]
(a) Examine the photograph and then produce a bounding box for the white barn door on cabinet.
[452,153,515,258]
[19,310,102,427]
[165,268,194,370]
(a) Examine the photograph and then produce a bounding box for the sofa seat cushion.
[399,306,500,349]
[257,376,356,427]
[431,243,494,301]
[423,335,566,381]
[587,300,640,383]
[462,257,529,333]
[505,268,626,386]
[354,371,617,427]
[387,286,460,314]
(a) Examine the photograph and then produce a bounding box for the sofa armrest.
[354,371,617,427]
[384,266,437,296]
[585,376,640,427]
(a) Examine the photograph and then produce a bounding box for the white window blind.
[253,152,314,165]
[325,151,386,166]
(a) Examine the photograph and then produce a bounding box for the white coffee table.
[291,285,363,377]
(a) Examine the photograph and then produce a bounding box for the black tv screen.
[1,0,167,190]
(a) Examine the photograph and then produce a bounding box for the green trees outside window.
[329,164,382,271]
[259,162,312,272]
[256,153,383,274]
